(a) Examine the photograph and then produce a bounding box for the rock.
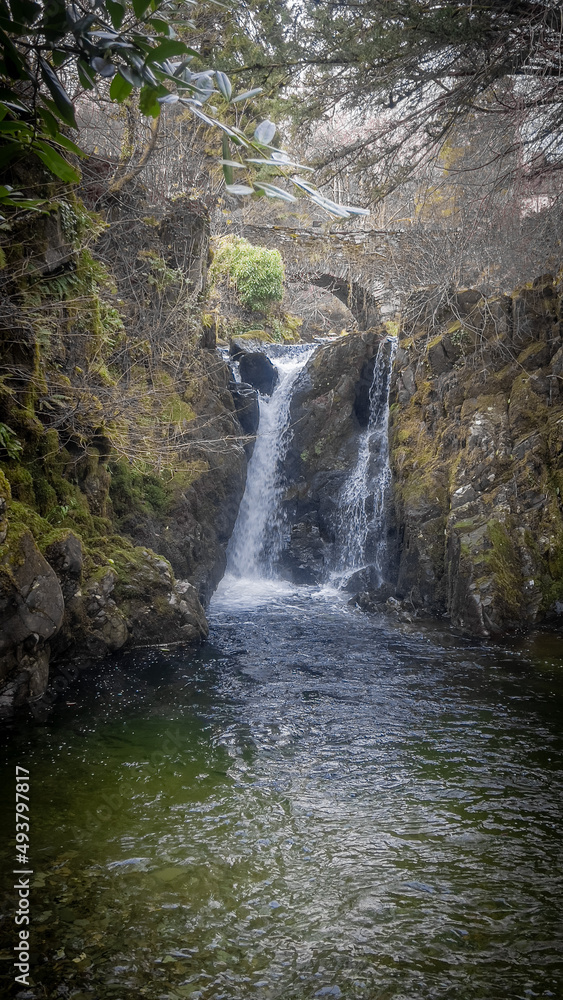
[0,527,64,705]
[44,531,83,600]
[229,380,260,436]
[113,547,208,646]
[389,272,563,634]
[281,521,326,584]
[239,352,279,396]
[277,330,394,583]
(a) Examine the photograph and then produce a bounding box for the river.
[1,578,562,999]
[1,341,562,999]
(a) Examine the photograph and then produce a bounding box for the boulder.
[0,527,64,705]
[239,352,279,396]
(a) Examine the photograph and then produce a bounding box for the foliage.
[0,421,22,458]
[210,235,284,311]
[0,0,369,221]
[240,0,563,200]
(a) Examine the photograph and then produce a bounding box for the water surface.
[1,582,562,999]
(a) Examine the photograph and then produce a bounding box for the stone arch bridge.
[236,223,467,330]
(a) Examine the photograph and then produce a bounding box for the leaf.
[221,133,233,186]
[157,92,178,105]
[77,59,95,91]
[340,204,370,216]
[106,0,125,30]
[218,159,246,169]
[91,57,116,78]
[8,0,41,25]
[232,87,263,103]
[139,84,163,118]
[132,0,151,18]
[254,119,276,145]
[33,141,80,183]
[147,39,189,64]
[253,181,297,202]
[148,16,174,36]
[0,120,32,135]
[109,71,133,102]
[38,106,59,137]
[52,132,85,157]
[215,71,231,102]
[39,59,77,128]
[291,176,318,195]
[117,64,143,87]
[225,183,254,196]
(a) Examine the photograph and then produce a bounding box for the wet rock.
[281,521,326,584]
[229,380,260,436]
[239,352,279,396]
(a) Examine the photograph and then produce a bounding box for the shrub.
[211,236,284,311]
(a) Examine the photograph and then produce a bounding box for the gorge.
[1,175,563,1000]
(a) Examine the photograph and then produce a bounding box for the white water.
[226,346,315,579]
[331,337,397,587]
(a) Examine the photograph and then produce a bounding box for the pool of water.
[1,580,562,999]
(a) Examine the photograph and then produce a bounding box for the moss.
[3,463,35,505]
[109,461,170,519]
[517,341,547,365]
[486,520,524,619]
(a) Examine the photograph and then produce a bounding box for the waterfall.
[227,345,315,580]
[332,337,397,588]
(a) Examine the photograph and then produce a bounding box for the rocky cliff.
[389,275,563,635]
[0,176,250,709]
[279,331,388,583]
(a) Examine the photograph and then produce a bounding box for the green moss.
[486,520,524,619]
[109,462,170,519]
[3,463,35,505]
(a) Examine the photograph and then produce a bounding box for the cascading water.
[331,336,397,588]
[226,345,315,579]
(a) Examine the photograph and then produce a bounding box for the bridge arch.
[306,273,381,331]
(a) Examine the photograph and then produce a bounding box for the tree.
[0,0,369,221]
[237,1,563,201]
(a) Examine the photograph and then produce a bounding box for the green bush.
[211,236,284,311]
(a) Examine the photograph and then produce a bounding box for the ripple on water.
[1,587,562,999]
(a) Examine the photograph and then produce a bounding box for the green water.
[1,582,562,999]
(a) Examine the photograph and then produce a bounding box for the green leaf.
[8,0,41,26]
[147,39,188,64]
[118,63,143,87]
[39,59,77,128]
[132,0,151,18]
[106,0,125,30]
[148,16,174,36]
[38,106,59,136]
[139,84,164,117]
[33,141,80,183]
[110,71,133,102]
[52,132,85,157]
[254,119,276,145]
[222,134,233,185]
[51,48,66,68]
[0,120,32,135]
[215,71,231,102]
[77,59,95,91]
